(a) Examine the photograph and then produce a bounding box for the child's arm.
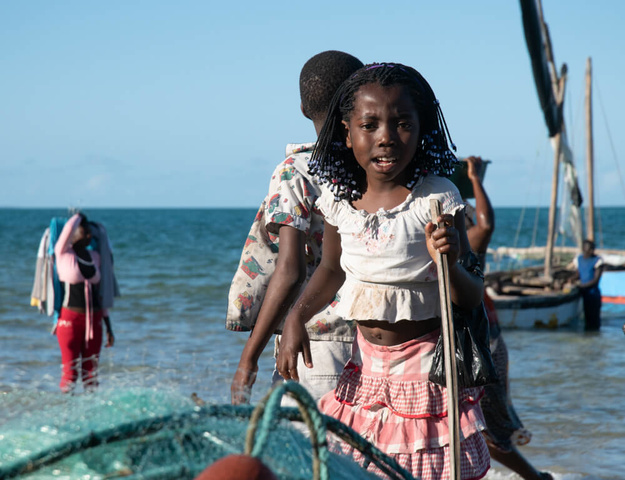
[276,222,345,382]
[426,209,484,308]
[465,156,495,254]
[103,315,115,347]
[579,260,604,289]
[231,225,307,404]
[54,213,82,257]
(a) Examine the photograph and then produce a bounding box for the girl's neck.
[352,182,411,214]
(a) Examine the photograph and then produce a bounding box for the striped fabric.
[319,329,490,480]
[330,431,489,480]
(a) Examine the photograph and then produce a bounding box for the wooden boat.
[488,0,625,328]
[486,265,582,329]
[600,269,625,305]
[484,0,584,329]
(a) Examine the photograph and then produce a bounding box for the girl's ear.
[342,120,352,149]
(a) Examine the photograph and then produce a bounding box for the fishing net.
[0,382,416,480]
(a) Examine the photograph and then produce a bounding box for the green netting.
[0,382,416,480]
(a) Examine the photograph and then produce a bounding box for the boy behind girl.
[226,50,363,404]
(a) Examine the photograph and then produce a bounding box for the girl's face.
[342,83,420,186]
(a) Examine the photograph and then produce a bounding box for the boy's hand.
[231,366,258,405]
[425,213,460,266]
[276,316,312,382]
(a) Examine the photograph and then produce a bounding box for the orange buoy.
[194,454,278,480]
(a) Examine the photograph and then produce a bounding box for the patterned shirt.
[225,143,354,342]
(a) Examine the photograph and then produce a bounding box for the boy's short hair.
[299,50,363,122]
[583,239,596,250]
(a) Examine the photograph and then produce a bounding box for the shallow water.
[1,207,623,479]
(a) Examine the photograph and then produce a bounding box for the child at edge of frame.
[225,50,364,406]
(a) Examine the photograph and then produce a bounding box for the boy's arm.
[231,225,306,404]
[580,261,603,289]
[465,156,495,254]
[450,208,484,307]
[276,222,345,382]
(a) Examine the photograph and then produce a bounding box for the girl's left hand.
[425,213,460,265]
[105,331,115,348]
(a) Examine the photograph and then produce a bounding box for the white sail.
[554,131,583,249]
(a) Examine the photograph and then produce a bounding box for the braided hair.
[309,62,458,201]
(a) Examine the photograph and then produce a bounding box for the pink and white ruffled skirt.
[319,328,490,480]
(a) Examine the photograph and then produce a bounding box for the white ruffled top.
[317,175,464,323]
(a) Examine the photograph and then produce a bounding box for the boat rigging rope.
[596,80,625,204]
[594,79,623,249]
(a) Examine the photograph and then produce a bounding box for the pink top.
[54,213,105,342]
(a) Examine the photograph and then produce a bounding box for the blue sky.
[1,1,623,208]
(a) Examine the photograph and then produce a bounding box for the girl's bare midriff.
[358,318,440,346]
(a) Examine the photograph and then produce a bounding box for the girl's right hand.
[276,315,312,382]
[425,213,460,266]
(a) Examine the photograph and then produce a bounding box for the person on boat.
[276,63,489,479]
[226,50,363,405]
[54,212,115,393]
[462,155,553,480]
[574,239,604,331]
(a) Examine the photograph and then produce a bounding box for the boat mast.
[544,71,566,280]
[585,57,595,242]
[521,0,583,278]
[537,0,566,280]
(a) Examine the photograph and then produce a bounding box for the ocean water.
[1,207,624,480]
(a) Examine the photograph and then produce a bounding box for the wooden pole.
[544,69,567,280]
[536,0,571,281]
[544,131,561,280]
[585,57,595,242]
[430,199,461,480]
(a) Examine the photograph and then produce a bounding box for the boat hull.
[487,287,582,329]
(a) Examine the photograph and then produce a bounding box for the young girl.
[277,63,490,479]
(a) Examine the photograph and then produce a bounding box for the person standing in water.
[574,239,603,331]
[54,213,115,392]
